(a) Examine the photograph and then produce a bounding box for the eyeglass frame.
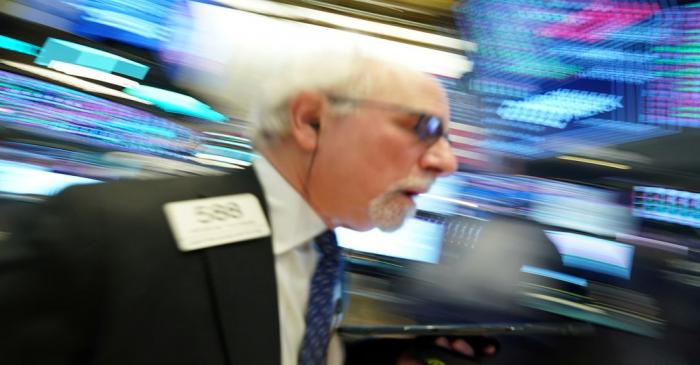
[324,94,450,146]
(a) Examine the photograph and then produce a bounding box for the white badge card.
[164,193,271,252]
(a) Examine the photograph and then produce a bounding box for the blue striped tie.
[298,230,342,365]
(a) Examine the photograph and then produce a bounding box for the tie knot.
[315,230,338,256]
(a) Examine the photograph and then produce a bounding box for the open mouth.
[401,189,423,198]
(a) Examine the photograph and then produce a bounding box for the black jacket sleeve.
[0,189,102,365]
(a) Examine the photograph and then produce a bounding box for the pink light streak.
[537,1,659,43]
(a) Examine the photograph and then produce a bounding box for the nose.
[419,137,458,176]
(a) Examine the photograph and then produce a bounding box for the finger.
[434,336,451,349]
[483,344,497,356]
[451,339,475,357]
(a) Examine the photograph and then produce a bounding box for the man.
[0,52,461,364]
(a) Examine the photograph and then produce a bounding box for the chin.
[368,201,416,232]
[344,193,417,232]
[375,212,413,232]
[376,222,405,233]
[348,225,376,232]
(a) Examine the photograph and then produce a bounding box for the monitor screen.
[0,161,99,196]
[545,230,636,279]
[633,186,700,228]
[336,216,445,263]
[72,0,193,51]
[0,68,198,158]
[528,180,635,236]
[454,0,691,160]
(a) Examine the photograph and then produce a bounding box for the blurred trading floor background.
[1,1,699,364]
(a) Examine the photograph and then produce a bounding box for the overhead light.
[0,60,152,105]
[187,2,470,78]
[216,0,474,52]
[556,155,631,170]
[47,61,140,88]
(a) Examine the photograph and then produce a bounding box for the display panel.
[71,0,193,51]
[527,180,635,237]
[454,0,696,159]
[0,160,99,195]
[336,217,445,264]
[0,69,199,158]
[545,230,636,279]
[633,186,700,228]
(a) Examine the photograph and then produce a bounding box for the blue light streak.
[0,35,41,56]
[123,85,227,122]
[520,265,588,287]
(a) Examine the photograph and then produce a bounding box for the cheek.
[366,130,422,172]
[359,134,424,195]
[322,120,423,197]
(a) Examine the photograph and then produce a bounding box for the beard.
[368,176,434,232]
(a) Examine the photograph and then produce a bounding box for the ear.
[288,91,324,152]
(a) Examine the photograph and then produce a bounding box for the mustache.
[388,176,435,194]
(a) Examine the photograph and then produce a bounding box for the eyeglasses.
[326,95,449,145]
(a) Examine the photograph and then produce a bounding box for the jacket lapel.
[199,169,281,364]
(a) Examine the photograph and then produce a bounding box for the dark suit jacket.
[0,168,281,365]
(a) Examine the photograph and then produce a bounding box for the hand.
[434,336,497,358]
[396,337,498,365]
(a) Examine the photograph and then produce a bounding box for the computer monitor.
[0,161,99,196]
[336,217,445,264]
[545,230,636,279]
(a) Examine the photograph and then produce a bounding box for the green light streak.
[654,58,700,65]
[652,46,700,53]
[670,113,700,119]
[676,80,700,85]
[675,107,700,112]
[656,69,700,77]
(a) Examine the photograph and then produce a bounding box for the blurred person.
[0,51,488,365]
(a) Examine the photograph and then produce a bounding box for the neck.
[258,138,334,228]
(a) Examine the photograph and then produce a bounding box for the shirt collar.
[252,156,327,255]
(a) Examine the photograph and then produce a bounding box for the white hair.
[248,50,393,148]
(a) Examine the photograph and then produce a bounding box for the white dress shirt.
[253,157,345,365]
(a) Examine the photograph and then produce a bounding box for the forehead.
[366,67,449,121]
